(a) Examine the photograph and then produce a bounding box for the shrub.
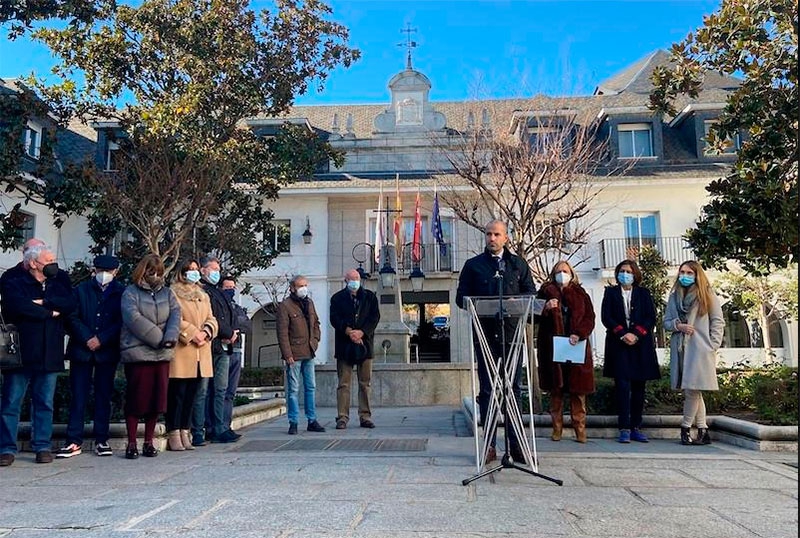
[238,366,284,387]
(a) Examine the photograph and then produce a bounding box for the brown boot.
[571,394,587,443]
[167,430,185,451]
[180,430,195,450]
[550,391,564,441]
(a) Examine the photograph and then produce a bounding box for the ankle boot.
[680,427,694,445]
[167,430,185,451]
[571,394,587,443]
[180,430,195,450]
[696,427,711,445]
[550,391,564,441]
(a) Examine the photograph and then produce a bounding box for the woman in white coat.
[663,260,724,446]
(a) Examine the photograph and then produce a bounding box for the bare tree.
[435,104,628,281]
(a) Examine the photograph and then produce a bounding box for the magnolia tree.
[30,0,357,273]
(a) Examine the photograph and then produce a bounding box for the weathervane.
[398,22,418,70]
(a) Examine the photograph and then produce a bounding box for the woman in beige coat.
[663,260,724,446]
[166,259,218,451]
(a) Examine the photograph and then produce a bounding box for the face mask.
[222,288,235,301]
[206,270,220,285]
[42,262,59,279]
[554,271,571,285]
[346,280,360,292]
[185,270,201,284]
[617,272,634,286]
[95,271,114,286]
[679,275,695,287]
[295,286,309,299]
[145,274,164,289]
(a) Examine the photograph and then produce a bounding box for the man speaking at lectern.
[456,220,535,464]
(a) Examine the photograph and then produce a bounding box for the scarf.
[677,289,698,323]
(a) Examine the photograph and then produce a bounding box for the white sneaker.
[94,442,113,457]
[55,443,82,458]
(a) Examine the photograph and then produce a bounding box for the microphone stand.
[462,262,562,487]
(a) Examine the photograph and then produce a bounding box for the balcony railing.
[368,242,453,274]
[599,237,694,268]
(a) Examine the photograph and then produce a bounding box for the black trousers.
[476,336,522,448]
[65,360,118,445]
[615,378,646,430]
[166,377,200,431]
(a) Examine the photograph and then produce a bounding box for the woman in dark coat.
[601,259,660,444]
[536,260,595,443]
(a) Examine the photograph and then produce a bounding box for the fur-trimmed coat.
[535,282,596,394]
[170,281,218,378]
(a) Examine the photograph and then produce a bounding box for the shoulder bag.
[0,311,22,369]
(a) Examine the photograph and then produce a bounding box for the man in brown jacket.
[276,275,325,435]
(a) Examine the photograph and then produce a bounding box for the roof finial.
[398,23,418,70]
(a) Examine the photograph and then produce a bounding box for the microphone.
[497,259,505,275]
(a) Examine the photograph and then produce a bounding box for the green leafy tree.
[716,266,798,357]
[637,245,670,346]
[0,0,106,37]
[29,0,357,272]
[650,0,798,275]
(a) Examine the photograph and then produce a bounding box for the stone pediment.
[373,68,446,134]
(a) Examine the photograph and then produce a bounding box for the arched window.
[750,305,786,348]
[721,303,751,348]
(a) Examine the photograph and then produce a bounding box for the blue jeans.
[0,369,59,454]
[66,361,118,445]
[223,350,242,429]
[286,358,317,425]
[190,377,209,438]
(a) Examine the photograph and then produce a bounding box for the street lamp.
[405,241,425,292]
[378,259,396,289]
[351,242,373,281]
[302,217,313,245]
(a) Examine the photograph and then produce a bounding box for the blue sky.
[0,0,723,104]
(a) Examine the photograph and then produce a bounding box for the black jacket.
[456,248,536,308]
[66,278,125,363]
[202,281,235,355]
[329,286,380,362]
[601,285,661,381]
[1,270,76,372]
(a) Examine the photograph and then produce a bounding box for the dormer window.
[703,120,740,155]
[618,123,653,158]
[24,123,42,159]
[105,141,120,171]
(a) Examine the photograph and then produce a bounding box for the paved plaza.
[0,406,797,537]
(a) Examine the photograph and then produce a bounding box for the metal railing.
[366,242,454,274]
[599,237,694,268]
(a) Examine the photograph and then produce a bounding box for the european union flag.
[431,191,446,256]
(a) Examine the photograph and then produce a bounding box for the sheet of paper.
[552,336,586,364]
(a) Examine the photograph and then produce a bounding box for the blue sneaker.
[617,429,631,443]
[630,429,649,443]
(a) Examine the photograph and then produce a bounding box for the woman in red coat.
[536,260,596,443]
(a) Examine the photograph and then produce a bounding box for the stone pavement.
[0,406,797,538]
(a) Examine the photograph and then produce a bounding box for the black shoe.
[0,453,14,466]
[359,419,375,429]
[307,420,326,433]
[227,429,242,441]
[288,422,298,435]
[335,419,347,430]
[680,427,694,446]
[35,451,53,464]
[191,433,207,447]
[696,428,712,445]
[214,430,240,443]
[142,443,158,457]
[125,443,139,459]
[509,445,526,464]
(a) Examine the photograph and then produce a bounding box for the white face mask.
[554,271,572,286]
[95,271,114,286]
[295,286,309,299]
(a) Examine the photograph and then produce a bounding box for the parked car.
[432,316,449,330]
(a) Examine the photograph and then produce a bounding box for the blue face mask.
[222,288,235,301]
[185,270,201,284]
[346,280,361,292]
[617,272,634,286]
[206,270,221,285]
[679,274,695,287]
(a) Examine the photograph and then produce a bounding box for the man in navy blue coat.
[58,255,125,458]
[0,244,76,466]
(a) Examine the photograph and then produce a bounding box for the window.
[703,120,741,155]
[24,123,42,159]
[624,213,658,254]
[618,123,653,158]
[264,220,291,254]
[11,211,35,247]
[105,141,120,171]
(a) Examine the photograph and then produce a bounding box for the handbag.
[0,311,22,369]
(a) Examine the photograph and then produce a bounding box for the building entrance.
[402,290,450,362]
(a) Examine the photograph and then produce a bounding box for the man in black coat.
[191,257,240,445]
[329,269,380,430]
[456,220,535,464]
[57,255,125,458]
[0,244,76,466]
